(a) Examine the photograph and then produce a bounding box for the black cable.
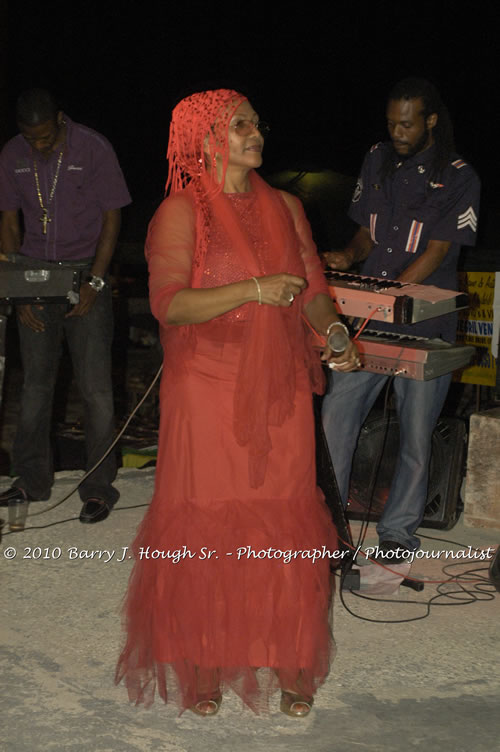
[334,360,500,623]
[337,518,498,623]
[8,363,164,523]
[339,532,497,583]
[1,502,150,535]
[335,553,497,624]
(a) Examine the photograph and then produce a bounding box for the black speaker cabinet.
[489,546,500,593]
[347,413,467,530]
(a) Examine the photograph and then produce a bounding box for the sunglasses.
[230,120,271,138]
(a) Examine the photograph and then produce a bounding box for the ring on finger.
[288,293,294,302]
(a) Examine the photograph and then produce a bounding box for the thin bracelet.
[326,320,349,338]
[251,276,262,305]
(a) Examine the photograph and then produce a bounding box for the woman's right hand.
[166,274,307,325]
[255,273,307,307]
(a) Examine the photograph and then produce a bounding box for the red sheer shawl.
[146,170,327,487]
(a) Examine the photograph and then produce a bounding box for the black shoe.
[376,540,411,563]
[0,486,34,507]
[79,498,111,524]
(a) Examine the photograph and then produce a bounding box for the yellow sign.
[456,272,497,386]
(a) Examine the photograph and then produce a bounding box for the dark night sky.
[5,1,500,247]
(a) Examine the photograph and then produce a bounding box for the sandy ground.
[1,467,499,752]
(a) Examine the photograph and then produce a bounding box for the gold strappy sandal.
[280,690,313,718]
[189,695,222,717]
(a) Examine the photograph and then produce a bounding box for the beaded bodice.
[201,192,270,321]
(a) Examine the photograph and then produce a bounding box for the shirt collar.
[61,113,74,149]
[389,142,437,170]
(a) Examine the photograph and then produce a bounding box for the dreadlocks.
[382,77,455,183]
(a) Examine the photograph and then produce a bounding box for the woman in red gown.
[115,89,360,717]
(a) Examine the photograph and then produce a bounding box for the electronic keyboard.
[326,271,468,324]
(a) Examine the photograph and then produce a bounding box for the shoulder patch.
[351,177,363,203]
[369,142,382,153]
[452,159,467,169]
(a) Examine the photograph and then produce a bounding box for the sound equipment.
[347,412,467,530]
[0,259,80,304]
[326,270,468,324]
[356,330,475,380]
[0,259,80,413]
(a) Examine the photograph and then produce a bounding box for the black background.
[4,1,499,249]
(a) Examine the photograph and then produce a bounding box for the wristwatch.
[86,274,106,292]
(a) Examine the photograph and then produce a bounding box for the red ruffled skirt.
[115,336,337,713]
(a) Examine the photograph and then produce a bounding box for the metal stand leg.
[0,314,7,412]
[313,396,359,589]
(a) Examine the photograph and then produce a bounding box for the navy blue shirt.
[349,142,480,341]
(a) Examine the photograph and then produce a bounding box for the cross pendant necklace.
[33,149,64,235]
[40,208,51,233]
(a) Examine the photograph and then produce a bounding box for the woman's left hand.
[320,338,361,372]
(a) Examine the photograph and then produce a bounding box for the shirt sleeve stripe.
[369,213,378,244]
[405,220,424,254]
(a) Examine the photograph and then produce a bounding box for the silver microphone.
[327,329,350,354]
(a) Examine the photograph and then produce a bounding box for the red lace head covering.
[165,89,248,284]
[166,89,246,197]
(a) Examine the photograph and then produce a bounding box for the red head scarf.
[166,89,246,196]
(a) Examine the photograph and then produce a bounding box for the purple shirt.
[0,115,131,261]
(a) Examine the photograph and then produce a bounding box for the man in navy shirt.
[322,78,480,555]
[0,89,131,523]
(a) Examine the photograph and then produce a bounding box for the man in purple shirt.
[0,88,131,523]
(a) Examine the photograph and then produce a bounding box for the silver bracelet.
[251,276,262,305]
[326,320,349,338]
